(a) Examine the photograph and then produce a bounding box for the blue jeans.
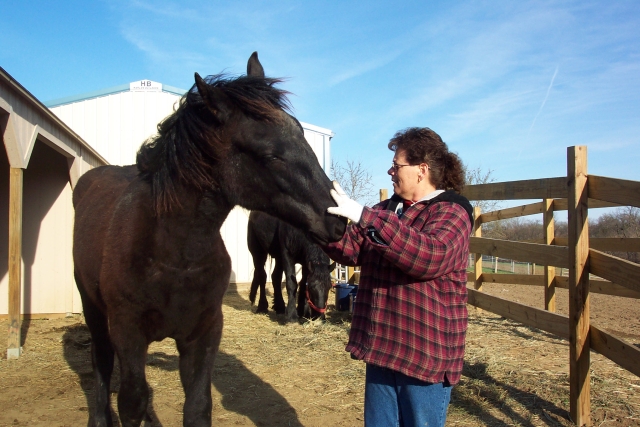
[364,364,452,427]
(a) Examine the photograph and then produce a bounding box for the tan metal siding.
[1,68,106,317]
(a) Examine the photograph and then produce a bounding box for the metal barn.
[46,80,334,286]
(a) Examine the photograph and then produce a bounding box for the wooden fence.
[461,146,640,426]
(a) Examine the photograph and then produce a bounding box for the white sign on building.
[130,80,162,92]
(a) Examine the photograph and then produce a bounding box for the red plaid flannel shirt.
[324,198,471,384]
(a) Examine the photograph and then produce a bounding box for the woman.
[324,127,473,427]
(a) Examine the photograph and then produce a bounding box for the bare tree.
[463,165,500,213]
[330,159,377,206]
[590,206,640,263]
[480,207,639,263]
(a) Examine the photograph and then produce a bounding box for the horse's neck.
[150,190,232,266]
[304,241,326,265]
[158,190,232,236]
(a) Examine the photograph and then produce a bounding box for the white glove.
[327,181,364,223]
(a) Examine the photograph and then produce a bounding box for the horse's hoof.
[255,305,269,314]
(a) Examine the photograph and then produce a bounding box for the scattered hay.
[0,286,638,426]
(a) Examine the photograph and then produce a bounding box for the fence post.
[568,146,590,426]
[544,198,557,312]
[473,207,483,312]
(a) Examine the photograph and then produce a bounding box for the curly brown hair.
[387,127,465,193]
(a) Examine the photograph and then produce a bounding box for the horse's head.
[304,259,336,320]
[195,52,347,244]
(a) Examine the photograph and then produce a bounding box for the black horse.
[248,211,336,321]
[72,52,346,427]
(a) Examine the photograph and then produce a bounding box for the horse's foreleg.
[271,259,285,314]
[109,323,150,427]
[250,267,267,311]
[282,258,299,322]
[256,265,270,313]
[249,273,259,305]
[77,283,115,427]
[177,312,222,427]
[297,270,309,319]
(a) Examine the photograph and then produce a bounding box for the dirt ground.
[0,282,639,427]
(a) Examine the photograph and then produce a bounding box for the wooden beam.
[473,198,620,224]
[467,288,569,339]
[474,273,545,286]
[478,201,545,224]
[470,237,569,268]
[589,249,640,294]
[567,146,590,426]
[552,198,621,211]
[7,167,23,360]
[582,278,640,299]
[347,266,355,284]
[462,177,567,200]
[588,175,640,209]
[473,207,483,313]
[590,324,640,378]
[468,273,640,299]
[544,199,556,312]
[473,207,483,290]
[553,237,640,252]
[1,112,26,168]
[589,238,640,252]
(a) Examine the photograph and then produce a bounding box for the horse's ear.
[328,262,336,272]
[247,51,265,78]
[194,72,231,123]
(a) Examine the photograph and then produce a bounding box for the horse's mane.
[136,74,291,214]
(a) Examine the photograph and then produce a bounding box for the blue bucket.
[335,283,358,311]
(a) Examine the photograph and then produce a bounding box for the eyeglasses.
[390,161,417,172]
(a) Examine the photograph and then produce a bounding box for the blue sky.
[2,0,639,207]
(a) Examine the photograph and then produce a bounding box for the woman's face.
[388,149,421,200]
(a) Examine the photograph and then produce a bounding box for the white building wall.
[50,86,333,285]
[52,91,181,166]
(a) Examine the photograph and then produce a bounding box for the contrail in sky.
[517,66,559,160]
[528,66,559,134]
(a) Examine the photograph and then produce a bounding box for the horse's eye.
[264,155,281,163]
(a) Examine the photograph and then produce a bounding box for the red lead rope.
[306,286,328,314]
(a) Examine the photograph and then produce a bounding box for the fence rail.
[460,146,640,426]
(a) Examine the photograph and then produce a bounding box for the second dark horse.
[248,211,335,321]
[72,53,346,427]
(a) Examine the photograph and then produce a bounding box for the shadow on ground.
[61,319,302,426]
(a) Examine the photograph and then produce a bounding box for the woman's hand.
[327,181,364,223]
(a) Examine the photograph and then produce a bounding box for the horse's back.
[73,165,139,234]
[73,165,138,209]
